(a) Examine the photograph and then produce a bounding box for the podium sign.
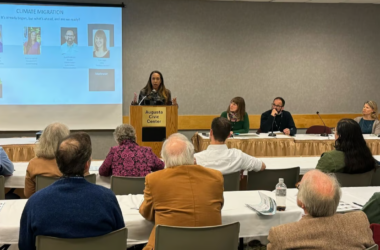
[130,105,178,157]
[142,107,166,127]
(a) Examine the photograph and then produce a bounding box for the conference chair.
[155,222,240,250]
[0,175,5,200]
[111,176,145,195]
[371,168,380,186]
[223,171,240,191]
[306,125,332,134]
[36,227,127,250]
[366,244,378,250]
[36,174,97,192]
[334,171,374,187]
[247,167,300,191]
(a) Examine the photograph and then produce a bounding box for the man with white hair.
[139,133,224,250]
[267,170,375,250]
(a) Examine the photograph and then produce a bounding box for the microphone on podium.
[138,89,157,105]
[316,111,328,137]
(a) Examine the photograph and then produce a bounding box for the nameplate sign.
[142,107,166,127]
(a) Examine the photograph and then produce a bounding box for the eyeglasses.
[295,182,301,189]
[272,103,283,108]
[65,35,75,38]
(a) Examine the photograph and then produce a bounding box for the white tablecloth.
[5,161,109,189]
[199,133,292,140]
[0,138,37,146]
[0,191,303,245]
[286,187,380,209]
[258,155,380,175]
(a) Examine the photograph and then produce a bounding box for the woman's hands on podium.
[173,97,177,105]
[133,93,138,104]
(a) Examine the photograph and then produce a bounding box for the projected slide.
[0,4,122,105]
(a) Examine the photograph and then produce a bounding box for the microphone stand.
[268,114,277,137]
[316,111,328,137]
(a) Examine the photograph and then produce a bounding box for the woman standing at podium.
[132,71,177,105]
[221,97,250,134]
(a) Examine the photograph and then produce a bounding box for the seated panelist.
[220,97,249,134]
[132,70,177,106]
[260,97,297,135]
[354,100,380,135]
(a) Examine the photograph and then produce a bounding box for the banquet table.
[0,190,303,246]
[4,161,109,189]
[0,138,37,162]
[6,156,380,189]
[192,133,296,157]
[260,155,380,175]
[192,133,380,157]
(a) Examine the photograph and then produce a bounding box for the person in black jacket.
[260,97,297,135]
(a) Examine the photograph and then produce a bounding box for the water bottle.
[276,178,287,211]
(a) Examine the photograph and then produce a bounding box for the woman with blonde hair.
[24,122,70,198]
[220,96,249,133]
[354,101,380,134]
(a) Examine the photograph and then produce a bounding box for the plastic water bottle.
[276,178,287,211]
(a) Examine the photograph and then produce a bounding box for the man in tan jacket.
[139,133,224,250]
[267,170,375,250]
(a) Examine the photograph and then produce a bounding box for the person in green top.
[362,192,380,224]
[316,118,377,174]
[220,97,249,134]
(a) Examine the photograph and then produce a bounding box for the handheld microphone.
[316,111,328,137]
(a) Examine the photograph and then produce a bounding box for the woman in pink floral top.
[99,124,164,177]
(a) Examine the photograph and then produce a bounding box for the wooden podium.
[130,105,178,157]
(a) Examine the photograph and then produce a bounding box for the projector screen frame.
[0,0,125,8]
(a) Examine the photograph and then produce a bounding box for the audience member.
[267,170,375,250]
[354,100,380,134]
[139,133,224,250]
[316,118,377,173]
[220,96,249,133]
[0,147,14,176]
[363,192,380,224]
[195,117,265,174]
[19,132,125,250]
[99,124,164,177]
[24,123,72,198]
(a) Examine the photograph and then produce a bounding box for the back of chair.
[335,170,374,187]
[36,175,59,192]
[111,176,146,195]
[306,125,332,134]
[155,222,240,250]
[36,227,127,250]
[223,172,240,191]
[84,174,96,184]
[247,167,300,191]
[372,168,380,186]
[366,244,378,250]
[0,175,5,200]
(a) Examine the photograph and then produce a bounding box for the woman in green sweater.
[221,97,249,134]
[316,118,377,173]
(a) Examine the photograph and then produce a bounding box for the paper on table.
[234,133,259,137]
[337,201,362,212]
[127,194,144,210]
[246,192,277,216]
[0,202,4,212]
